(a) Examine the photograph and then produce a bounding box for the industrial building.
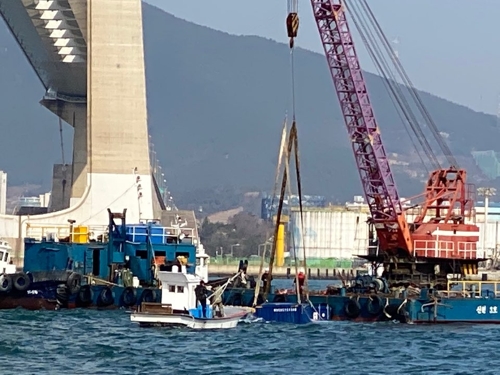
[286,196,500,264]
[289,200,370,268]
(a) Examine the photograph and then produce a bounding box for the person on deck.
[195,280,208,318]
[211,285,225,317]
[262,268,273,292]
[294,271,306,296]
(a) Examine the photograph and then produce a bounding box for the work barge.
[218,0,500,324]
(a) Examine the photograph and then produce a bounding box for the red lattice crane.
[309,0,480,276]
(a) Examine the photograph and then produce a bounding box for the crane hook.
[286,12,299,49]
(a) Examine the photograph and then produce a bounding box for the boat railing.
[25,223,109,242]
[138,302,173,314]
[440,280,500,298]
[413,240,479,259]
[127,224,197,245]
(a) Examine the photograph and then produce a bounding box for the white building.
[289,196,500,260]
[0,171,6,215]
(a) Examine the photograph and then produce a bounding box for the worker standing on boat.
[293,271,306,297]
[262,268,273,292]
[211,285,225,317]
[195,280,208,318]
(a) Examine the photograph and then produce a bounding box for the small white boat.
[131,265,250,329]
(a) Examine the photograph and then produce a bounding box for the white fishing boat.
[131,265,250,329]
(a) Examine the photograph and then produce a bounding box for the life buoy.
[98,286,114,307]
[140,288,157,303]
[122,287,137,307]
[367,295,383,315]
[344,299,361,319]
[0,274,13,293]
[78,285,93,306]
[13,272,30,292]
[66,272,82,295]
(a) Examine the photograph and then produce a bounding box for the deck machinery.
[310,0,482,285]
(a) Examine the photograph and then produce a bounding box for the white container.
[290,208,370,259]
[132,276,140,288]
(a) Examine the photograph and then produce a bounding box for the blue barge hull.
[5,275,500,324]
[220,283,500,324]
[254,302,317,324]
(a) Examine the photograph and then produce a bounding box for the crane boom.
[311,0,412,255]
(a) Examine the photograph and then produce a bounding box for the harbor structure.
[0,0,167,259]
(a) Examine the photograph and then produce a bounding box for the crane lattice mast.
[310,0,412,255]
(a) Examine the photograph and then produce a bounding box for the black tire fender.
[13,272,30,292]
[344,298,361,319]
[98,286,114,306]
[0,274,13,293]
[367,295,383,315]
[78,285,93,305]
[66,272,82,295]
[122,286,137,307]
[140,288,157,303]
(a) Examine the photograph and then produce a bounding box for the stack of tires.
[0,272,31,294]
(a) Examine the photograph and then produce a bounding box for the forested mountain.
[0,3,497,209]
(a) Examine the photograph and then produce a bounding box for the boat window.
[3,252,7,262]
[177,286,184,293]
[169,285,175,293]
[196,258,201,266]
[0,252,4,262]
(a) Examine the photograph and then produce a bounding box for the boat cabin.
[157,268,213,318]
[0,240,16,274]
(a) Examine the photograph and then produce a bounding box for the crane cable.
[344,0,439,172]
[287,0,299,120]
[287,0,310,301]
[360,0,457,168]
[346,0,458,169]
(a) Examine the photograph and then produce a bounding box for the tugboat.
[130,265,250,329]
[0,209,208,310]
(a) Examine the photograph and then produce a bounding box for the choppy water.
[2,309,500,374]
[2,279,500,374]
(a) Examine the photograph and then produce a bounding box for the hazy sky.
[146,0,500,115]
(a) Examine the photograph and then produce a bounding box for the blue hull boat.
[253,302,320,324]
[0,210,199,311]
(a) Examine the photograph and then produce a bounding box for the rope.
[207,271,242,301]
[290,48,297,121]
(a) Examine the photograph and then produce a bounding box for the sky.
[146,0,500,115]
